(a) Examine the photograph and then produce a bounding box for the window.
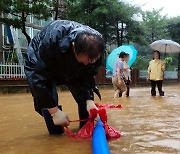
[41,20,48,26]
[31,15,53,26]
[2,24,10,45]
[18,27,32,48]
[32,16,42,26]
[26,15,32,24]
[42,17,53,26]
[2,24,5,45]
[33,29,40,38]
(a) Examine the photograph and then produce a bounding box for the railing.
[107,69,178,79]
[0,64,179,81]
[139,70,178,79]
[0,63,26,78]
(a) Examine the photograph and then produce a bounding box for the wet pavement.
[0,85,180,154]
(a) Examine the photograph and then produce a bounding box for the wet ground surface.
[0,85,180,154]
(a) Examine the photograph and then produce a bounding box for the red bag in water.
[64,105,121,140]
[64,121,95,139]
[99,108,121,139]
[104,124,121,139]
[64,127,74,137]
[95,103,122,110]
[89,108,98,120]
[74,120,94,139]
[64,109,98,139]
[99,108,107,123]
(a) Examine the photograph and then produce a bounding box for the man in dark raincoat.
[24,20,105,130]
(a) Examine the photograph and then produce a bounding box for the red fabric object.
[64,103,122,140]
[104,123,121,139]
[64,127,75,137]
[95,103,122,109]
[64,121,95,139]
[74,121,94,139]
[64,109,97,139]
[98,108,121,139]
[99,108,107,123]
[115,104,122,108]
[89,108,98,120]
[74,109,97,139]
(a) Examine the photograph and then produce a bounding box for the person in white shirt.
[123,53,131,97]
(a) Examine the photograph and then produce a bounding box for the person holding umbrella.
[148,39,180,96]
[147,50,166,96]
[112,52,127,98]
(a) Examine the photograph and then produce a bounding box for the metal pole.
[164,44,167,59]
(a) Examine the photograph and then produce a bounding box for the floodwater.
[0,85,180,154]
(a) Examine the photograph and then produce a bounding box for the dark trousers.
[68,84,89,128]
[150,80,164,96]
[125,80,130,97]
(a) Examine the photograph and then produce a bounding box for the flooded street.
[0,85,180,154]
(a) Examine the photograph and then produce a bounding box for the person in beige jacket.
[148,50,166,96]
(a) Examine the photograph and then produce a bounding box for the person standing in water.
[147,50,166,96]
[112,52,127,98]
[123,53,131,97]
[24,20,105,133]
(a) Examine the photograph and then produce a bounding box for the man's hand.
[86,100,98,113]
[50,109,69,127]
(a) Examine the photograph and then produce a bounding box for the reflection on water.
[0,85,180,153]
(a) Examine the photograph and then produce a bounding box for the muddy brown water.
[0,85,180,154]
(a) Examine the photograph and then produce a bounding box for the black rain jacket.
[24,20,102,113]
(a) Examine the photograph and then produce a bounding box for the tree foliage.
[132,55,151,70]
[63,0,142,46]
[167,16,180,70]
[0,0,52,44]
[142,8,169,44]
[167,16,180,43]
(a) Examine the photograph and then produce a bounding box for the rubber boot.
[151,90,156,96]
[41,106,64,135]
[159,91,164,96]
